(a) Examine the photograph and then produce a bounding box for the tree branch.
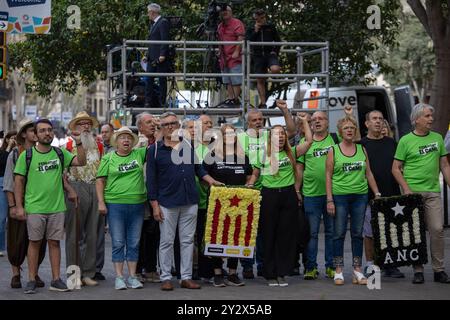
[407,0,432,38]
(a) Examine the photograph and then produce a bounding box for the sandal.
[334,272,344,285]
[352,270,368,285]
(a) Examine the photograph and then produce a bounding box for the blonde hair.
[337,116,360,141]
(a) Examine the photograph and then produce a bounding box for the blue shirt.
[146,138,208,208]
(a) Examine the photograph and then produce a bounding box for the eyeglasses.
[161,121,179,128]
[77,121,93,126]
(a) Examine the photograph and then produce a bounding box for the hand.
[374,193,381,199]
[15,207,26,221]
[326,201,335,216]
[297,112,309,122]
[245,183,254,188]
[71,130,82,144]
[142,57,147,63]
[255,23,262,32]
[98,202,107,216]
[296,192,303,204]
[344,104,353,116]
[276,99,288,111]
[9,206,17,219]
[8,137,16,149]
[231,51,240,59]
[68,190,79,208]
[159,56,166,63]
[403,187,413,195]
[151,117,161,129]
[210,179,225,187]
[153,205,164,222]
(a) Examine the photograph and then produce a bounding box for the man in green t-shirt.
[392,103,450,284]
[14,119,87,294]
[297,110,338,280]
[237,100,297,279]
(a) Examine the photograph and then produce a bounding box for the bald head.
[246,109,264,130]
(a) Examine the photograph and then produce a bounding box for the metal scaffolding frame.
[106,39,329,124]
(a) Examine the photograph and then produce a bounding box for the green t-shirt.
[237,130,268,189]
[97,148,147,204]
[256,147,296,189]
[332,144,368,195]
[14,147,75,214]
[298,134,336,197]
[394,131,447,192]
[195,143,209,209]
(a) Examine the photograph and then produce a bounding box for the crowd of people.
[0,99,449,294]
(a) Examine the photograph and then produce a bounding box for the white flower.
[412,208,421,244]
[378,212,387,250]
[390,223,399,248]
[402,222,410,247]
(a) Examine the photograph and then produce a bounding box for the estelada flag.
[204,186,261,258]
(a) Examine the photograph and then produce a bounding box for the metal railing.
[106,39,330,124]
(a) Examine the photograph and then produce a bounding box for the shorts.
[363,205,372,238]
[252,54,280,75]
[27,212,65,241]
[222,64,242,85]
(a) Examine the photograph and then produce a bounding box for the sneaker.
[149,271,161,283]
[325,267,336,279]
[412,272,424,284]
[11,275,22,289]
[243,269,255,279]
[93,272,106,281]
[226,274,245,287]
[0,251,4,257]
[383,267,405,278]
[115,276,127,290]
[267,279,279,287]
[82,277,98,286]
[277,276,288,287]
[304,268,319,280]
[35,275,45,288]
[213,275,226,287]
[24,281,37,294]
[49,278,70,292]
[127,276,144,289]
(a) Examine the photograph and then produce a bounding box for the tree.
[378,14,435,103]
[8,1,401,104]
[407,0,450,136]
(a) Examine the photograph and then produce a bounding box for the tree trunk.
[429,49,450,136]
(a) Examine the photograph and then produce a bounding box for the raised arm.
[276,100,297,139]
[295,112,313,157]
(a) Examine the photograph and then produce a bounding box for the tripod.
[166,74,195,109]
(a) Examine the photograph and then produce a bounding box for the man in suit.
[145,3,170,108]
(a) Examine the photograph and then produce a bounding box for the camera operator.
[217,5,245,107]
[144,3,170,108]
[246,9,281,109]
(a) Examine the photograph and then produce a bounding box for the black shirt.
[203,154,253,186]
[360,136,400,200]
[0,150,9,177]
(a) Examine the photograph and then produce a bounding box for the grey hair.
[245,108,263,122]
[160,111,178,120]
[182,118,194,129]
[410,103,434,127]
[147,3,161,12]
[135,112,153,129]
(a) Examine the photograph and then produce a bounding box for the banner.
[371,194,428,268]
[0,0,51,34]
[204,186,261,259]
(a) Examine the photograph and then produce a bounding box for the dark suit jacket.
[147,16,170,61]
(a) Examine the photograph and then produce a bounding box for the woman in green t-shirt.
[253,114,312,287]
[325,116,380,286]
[96,127,147,290]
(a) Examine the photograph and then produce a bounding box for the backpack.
[13,146,65,177]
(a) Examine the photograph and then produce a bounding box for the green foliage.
[8,0,401,97]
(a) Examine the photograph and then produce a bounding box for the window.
[94,99,97,115]
[99,99,104,117]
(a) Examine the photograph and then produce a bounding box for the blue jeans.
[107,203,144,263]
[0,176,7,251]
[333,194,368,268]
[304,196,334,270]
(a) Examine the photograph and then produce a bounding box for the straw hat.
[68,111,99,131]
[110,126,139,148]
[16,118,34,145]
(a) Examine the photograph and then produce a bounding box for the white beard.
[80,132,98,156]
